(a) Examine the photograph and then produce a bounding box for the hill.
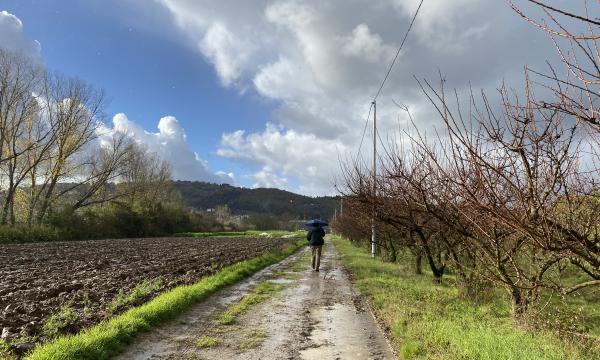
[173,181,339,220]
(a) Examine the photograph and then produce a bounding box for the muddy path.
[117,240,395,360]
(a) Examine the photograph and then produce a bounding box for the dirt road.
[117,241,395,360]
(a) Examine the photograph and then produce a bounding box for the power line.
[372,0,425,102]
[356,0,424,162]
[355,102,374,161]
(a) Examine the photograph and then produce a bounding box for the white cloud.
[0,11,41,59]
[391,0,488,52]
[103,113,233,184]
[218,124,349,195]
[248,169,289,189]
[341,24,395,63]
[145,0,560,194]
[199,22,252,86]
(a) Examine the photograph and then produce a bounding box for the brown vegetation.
[334,0,600,323]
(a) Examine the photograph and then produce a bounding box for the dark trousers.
[311,245,322,270]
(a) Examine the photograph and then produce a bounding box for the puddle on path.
[268,278,295,284]
[300,303,390,360]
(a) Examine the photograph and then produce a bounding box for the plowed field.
[0,236,291,354]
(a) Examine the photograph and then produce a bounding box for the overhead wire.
[372,0,425,102]
[354,0,425,162]
[355,102,374,162]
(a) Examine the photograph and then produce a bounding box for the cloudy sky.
[0,0,574,195]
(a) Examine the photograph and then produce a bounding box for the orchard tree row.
[334,0,599,321]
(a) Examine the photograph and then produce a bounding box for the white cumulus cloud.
[103,113,233,184]
[0,10,41,59]
[218,124,349,195]
[341,24,395,63]
[248,169,289,189]
[199,22,252,86]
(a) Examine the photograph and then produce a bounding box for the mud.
[118,241,395,359]
[0,236,291,354]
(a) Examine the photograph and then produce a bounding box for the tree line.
[0,49,220,242]
[334,0,600,322]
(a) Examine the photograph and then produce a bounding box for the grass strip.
[331,235,599,360]
[214,281,287,325]
[106,278,164,314]
[26,239,304,360]
[173,230,302,238]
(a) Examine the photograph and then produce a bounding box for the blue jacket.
[306,227,325,246]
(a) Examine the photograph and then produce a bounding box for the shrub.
[0,225,59,244]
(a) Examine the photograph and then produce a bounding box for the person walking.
[306,225,325,271]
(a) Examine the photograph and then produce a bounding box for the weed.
[0,339,12,357]
[82,293,93,318]
[0,339,9,350]
[107,277,163,313]
[41,304,77,338]
[215,294,265,325]
[195,336,220,348]
[214,281,287,325]
[239,329,267,350]
[400,340,420,359]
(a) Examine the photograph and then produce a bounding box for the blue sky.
[2,0,278,188]
[0,0,568,195]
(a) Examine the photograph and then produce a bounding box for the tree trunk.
[37,178,58,224]
[510,287,529,322]
[388,239,397,262]
[414,252,422,274]
[432,265,445,284]
[9,197,15,225]
[1,183,14,225]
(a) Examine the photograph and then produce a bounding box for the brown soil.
[0,236,291,355]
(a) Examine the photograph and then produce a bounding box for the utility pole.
[340,198,343,217]
[371,100,377,258]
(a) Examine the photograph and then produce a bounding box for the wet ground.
[117,241,395,360]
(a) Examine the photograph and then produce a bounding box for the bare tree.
[117,143,173,207]
[0,50,49,224]
[413,72,599,316]
[33,74,106,223]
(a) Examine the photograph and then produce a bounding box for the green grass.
[331,235,600,360]
[195,336,220,348]
[107,278,164,314]
[25,239,304,360]
[239,329,267,350]
[0,340,13,358]
[173,231,250,238]
[214,281,287,325]
[174,230,304,239]
[42,304,77,339]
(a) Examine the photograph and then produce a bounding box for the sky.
[0,0,578,195]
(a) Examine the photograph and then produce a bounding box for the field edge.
[24,238,305,360]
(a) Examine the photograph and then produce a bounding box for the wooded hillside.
[173,181,339,219]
